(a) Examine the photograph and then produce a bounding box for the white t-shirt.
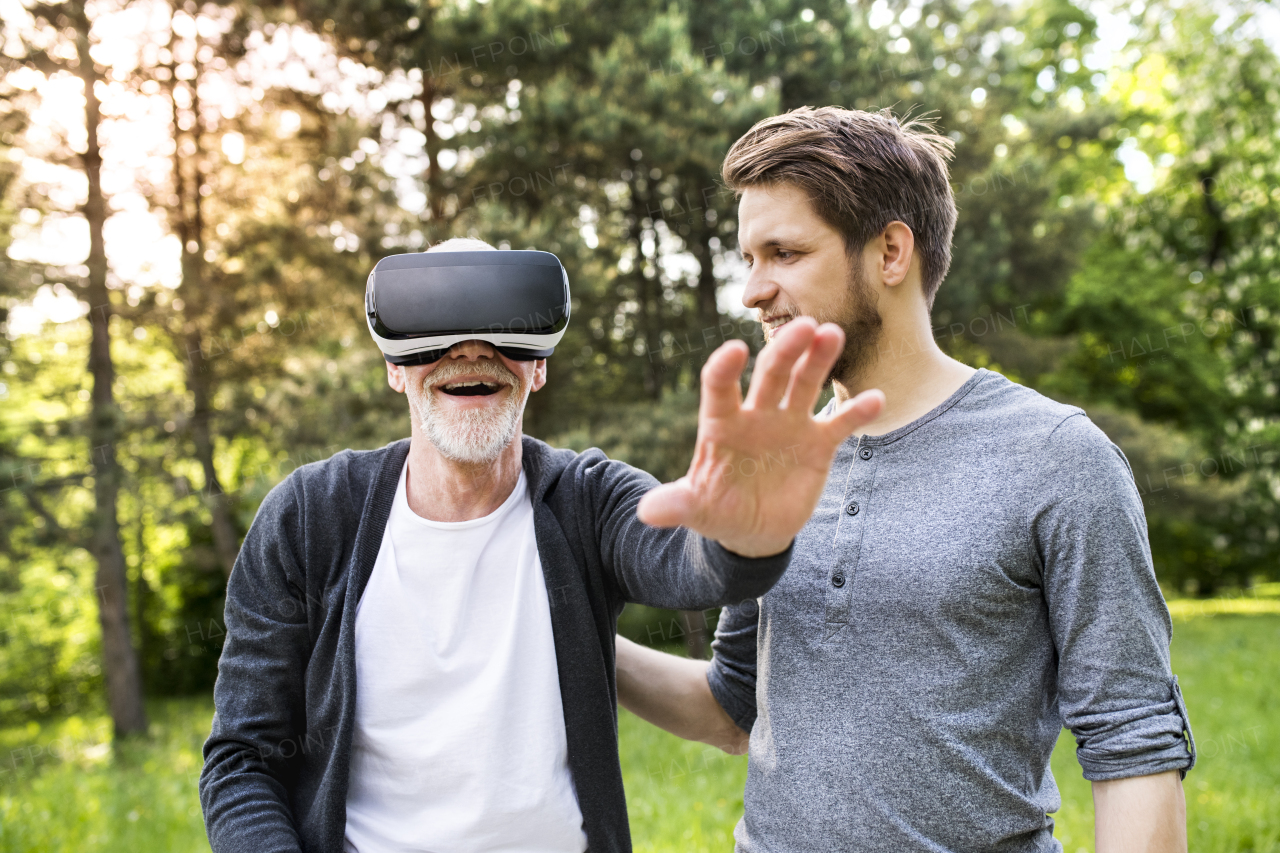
[343,462,586,853]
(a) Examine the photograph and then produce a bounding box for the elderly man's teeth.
[440,380,502,396]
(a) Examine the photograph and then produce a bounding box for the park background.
[1,0,1278,849]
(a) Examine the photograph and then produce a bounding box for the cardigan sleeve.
[200,475,309,853]
[580,451,793,609]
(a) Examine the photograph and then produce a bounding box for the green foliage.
[547,389,699,483]
[1,0,1278,728]
[1,327,104,719]
[1083,405,1260,594]
[1036,1,1280,592]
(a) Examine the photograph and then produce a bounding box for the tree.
[1043,0,1280,592]
[0,0,408,716]
[12,0,149,737]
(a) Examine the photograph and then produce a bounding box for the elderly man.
[198,237,884,853]
[616,107,1195,853]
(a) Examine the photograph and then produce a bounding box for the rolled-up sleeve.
[1031,413,1195,781]
[706,599,761,732]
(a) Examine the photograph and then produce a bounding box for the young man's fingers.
[637,479,698,529]
[782,324,845,412]
[698,340,750,421]
[819,389,886,444]
[743,317,817,411]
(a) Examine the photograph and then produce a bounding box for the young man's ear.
[874,221,916,288]
[386,360,407,393]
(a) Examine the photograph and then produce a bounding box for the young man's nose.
[742,266,779,310]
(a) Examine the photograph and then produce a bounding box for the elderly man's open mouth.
[437,379,505,397]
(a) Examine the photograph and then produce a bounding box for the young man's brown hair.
[722,106,957,309]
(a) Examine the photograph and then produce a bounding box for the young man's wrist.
[714,535,794,559]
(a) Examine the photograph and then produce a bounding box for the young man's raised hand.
[638,317,884,557]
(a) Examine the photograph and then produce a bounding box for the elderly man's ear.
[386,361,407,393]
[530,359,548,393]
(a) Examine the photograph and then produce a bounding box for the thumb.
[637,478,698,529]
[822,389,886,441]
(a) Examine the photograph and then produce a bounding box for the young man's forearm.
[614,636,750,754]
[1092,770,1187,853]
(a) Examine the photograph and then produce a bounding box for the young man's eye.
[777,250,796,261]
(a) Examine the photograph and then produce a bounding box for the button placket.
[823,440,879,634]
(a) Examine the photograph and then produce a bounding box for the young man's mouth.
[438,380,505,397]
[761,314,795,337]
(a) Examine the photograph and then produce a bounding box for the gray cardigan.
[199,435,792,853]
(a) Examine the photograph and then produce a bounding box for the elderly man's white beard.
[407,360,528,465]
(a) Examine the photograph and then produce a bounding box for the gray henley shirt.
[707,368,1196,853]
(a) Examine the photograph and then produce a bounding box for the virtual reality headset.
[366,250,571,365]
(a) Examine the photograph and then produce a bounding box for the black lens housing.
[366,250,570,365]
[389,345,549,366]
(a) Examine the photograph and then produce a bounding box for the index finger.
[743,317,817,411]
[782,323,846,412]
[698,339,750,420]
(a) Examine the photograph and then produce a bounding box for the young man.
[198,237,885,853]
[616,107,1196,852]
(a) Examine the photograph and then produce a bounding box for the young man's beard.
[406,359,528,465]
[824,262,884,387]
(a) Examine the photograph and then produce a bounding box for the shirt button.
[832,573,846,588]
[859,446,873,460]
[846,501,860,516]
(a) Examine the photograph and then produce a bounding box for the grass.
[1,611,1277,852]
[0,700,208,851]
[619,708,747,852]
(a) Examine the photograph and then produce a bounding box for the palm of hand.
[638,318,884,557]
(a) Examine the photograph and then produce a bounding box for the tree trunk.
[690,217,721,370]
[77,15,148,738]
[1198,171,1229,268]
[134,504,150,692]
[186,329,240,577]
[419,6,444,227]
[628,178,662,398]
[421,75,443,225]
[169,50,239,577]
